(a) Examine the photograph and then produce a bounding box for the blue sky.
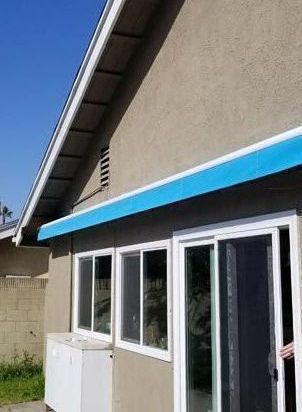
[0,1,106,219]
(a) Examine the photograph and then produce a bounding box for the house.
[13,0,302,410]
[0,220,48,359]
[0,220,48,279]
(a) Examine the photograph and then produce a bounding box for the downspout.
[69,231,74,333]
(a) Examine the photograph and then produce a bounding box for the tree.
[0,202,13,225]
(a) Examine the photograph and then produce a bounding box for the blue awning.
[38,131,302,240]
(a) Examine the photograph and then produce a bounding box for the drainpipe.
[69,231,74,333]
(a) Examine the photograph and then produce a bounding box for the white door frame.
[173,210,302,412]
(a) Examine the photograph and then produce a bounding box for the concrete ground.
[0,401,46,412]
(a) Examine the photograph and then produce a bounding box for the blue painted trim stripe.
[38,134,302,240]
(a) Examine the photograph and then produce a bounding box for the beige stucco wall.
[44,237,71,336]
[113,349,173,412]
[62,0,302,213]
[0,278,47,360]
[0,237,48,277]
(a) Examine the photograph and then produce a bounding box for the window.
[117,241,171,361]
[74,250,113,341]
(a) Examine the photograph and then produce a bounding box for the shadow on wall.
[50,236,71,260]
[110,169,302,248]
[65,168,302,255]
[0,238,49,278]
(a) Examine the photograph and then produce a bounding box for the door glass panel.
[185,245,216,412]
[143,249,168,349]
[78,258,93,330]
[219,235,277,412]
[93,255,112,335]
[121,254,141,343]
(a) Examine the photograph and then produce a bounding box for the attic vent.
[100,146,110,190]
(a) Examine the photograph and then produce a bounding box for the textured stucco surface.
[0,238,48,278]
[44,237,71,337]
[112,348,173,412]
[62,0,302,212]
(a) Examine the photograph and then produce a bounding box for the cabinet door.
[45,340,82,412]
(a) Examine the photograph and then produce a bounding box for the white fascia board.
[0,228,15,241]
[14,0,127,246]
[40,125,302,230]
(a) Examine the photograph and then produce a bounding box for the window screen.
[100,146,110,189]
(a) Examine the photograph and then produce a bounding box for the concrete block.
[0,311,6,321]
[14,342,43,358]
[0,279,46,359]
[27,310,43,322]
[15,321,39,333]
[0,321,15,332]
[0,343,13,356]
[4,331,24,344]
[7,310,28,322]
[17,299,33,310]
[5,302,18,310]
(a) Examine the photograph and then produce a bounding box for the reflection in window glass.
[78,258,93,330]
[143,250,167,349]
[121,254,140,343]
[94,255,112,335]
[185,245,216,412]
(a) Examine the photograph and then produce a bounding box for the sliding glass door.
[180,229,285,412]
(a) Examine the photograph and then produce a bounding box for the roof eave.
[14,0,127,246]
[0,221,18,240]
[37,126,302,241]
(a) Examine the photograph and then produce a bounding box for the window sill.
[116,339,171,362]
[74,328,112,343]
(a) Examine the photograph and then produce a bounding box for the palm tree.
[0,203,13,225]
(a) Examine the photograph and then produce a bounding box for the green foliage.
[0,352,44,406]
[0,375,44,406]
[0,352,43,381]
[0,203,13,224]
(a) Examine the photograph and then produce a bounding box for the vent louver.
[100,146,110,190]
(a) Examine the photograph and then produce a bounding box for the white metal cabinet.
[45,333,112,412]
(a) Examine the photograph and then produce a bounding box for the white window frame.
[73,248,114,342]
[173,210,302,412]
[116,239,172,362]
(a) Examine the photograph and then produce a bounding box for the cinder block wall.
[0,278,47,360]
